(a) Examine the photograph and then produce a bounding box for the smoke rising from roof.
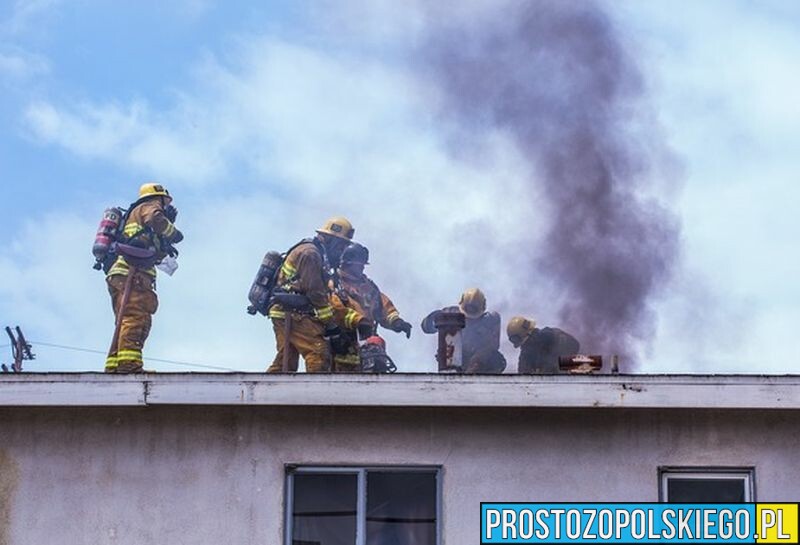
[421,0,681,366]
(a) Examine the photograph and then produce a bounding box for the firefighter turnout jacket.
[267,240,334,323]
[517,327,579,374]
[333,271,402,331]
[107,199,182,278]
[267,240,335,373]
[329,270,404,371]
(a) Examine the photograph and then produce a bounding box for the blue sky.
[1,0,798,373]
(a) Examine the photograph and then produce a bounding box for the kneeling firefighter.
[506,316,579,374]
[97,182,183,373]
[421,288,506,373]
[263,216,354,373]
[329,242,412,372]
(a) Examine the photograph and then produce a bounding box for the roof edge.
[1,373,798,409]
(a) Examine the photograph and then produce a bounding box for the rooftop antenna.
[2,326,35,373]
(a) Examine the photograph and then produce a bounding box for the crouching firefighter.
[506,316,580,374]
[329,242,412,373]
[99,183,183,373]
[265,217,354,373]
[421,288,506,374]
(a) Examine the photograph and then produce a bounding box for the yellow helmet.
[459,288,486,318]
[316,216,355,241]
[139,182,170,199]
[507,316,536,348]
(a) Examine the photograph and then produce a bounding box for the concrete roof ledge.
[1,373,799,409]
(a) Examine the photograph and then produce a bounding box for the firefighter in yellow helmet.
[266,216,354,373]
[507,316,579,374]
[421,288,506,373]
[328,242,412,372]
[105,183,183,373]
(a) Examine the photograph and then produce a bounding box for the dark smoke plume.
[423,0,681,366]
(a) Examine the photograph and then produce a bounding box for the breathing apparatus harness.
[248,237,336,317]
[92,197,178,273]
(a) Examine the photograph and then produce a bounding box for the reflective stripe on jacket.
[331,272,402,331]
[107,199,179,278]
[268,241,333,323]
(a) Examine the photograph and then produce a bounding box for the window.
[286,467,440,545]
[659,468,754,502]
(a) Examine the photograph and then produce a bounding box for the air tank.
[92,207,124,270]
[247,251,283,315]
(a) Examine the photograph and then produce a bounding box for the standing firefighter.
[421,288,506,373]
[104,183,183,373]
[506,316,579,374]
[329,242,412,372]
[266,217,354,373]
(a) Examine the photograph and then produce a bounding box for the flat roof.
[0,373,799,409]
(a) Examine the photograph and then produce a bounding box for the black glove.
[357,319,375,340]
[165,204,178,222]
[170,228,184,244]
[391,319,412,338]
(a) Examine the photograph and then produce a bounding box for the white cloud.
[24,98,230,184]
[0,2,56,102]
[0,212,109,372]
[1,0,62,36]
[615,0,800,373]
[0,47,48,80]
[176,0,212,19]
[11,29,551,372]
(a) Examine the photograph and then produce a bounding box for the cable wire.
[30,341,241,372]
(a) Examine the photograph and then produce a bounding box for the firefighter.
[266,216,354,373]
[329,242,412,372]
[421,288,506,374]
[506,316,580,374]
[105,182,183,373]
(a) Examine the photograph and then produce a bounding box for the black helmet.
[340,242,369,265]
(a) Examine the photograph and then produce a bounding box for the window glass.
[667,478,745,502]
[292,473,357,545]
[366,471,437,545]
[660,469,753,503]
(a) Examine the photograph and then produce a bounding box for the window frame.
[658,466,756,502]
[284,465,442,545]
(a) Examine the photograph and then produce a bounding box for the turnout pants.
[465,349,507,374]
[268,314,330,373]
[106,272,158,373]
[333,342,361,373]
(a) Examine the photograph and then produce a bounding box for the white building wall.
[1,404,798,545]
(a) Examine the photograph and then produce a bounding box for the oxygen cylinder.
[92,207,124,270]
[247,251,283,315]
